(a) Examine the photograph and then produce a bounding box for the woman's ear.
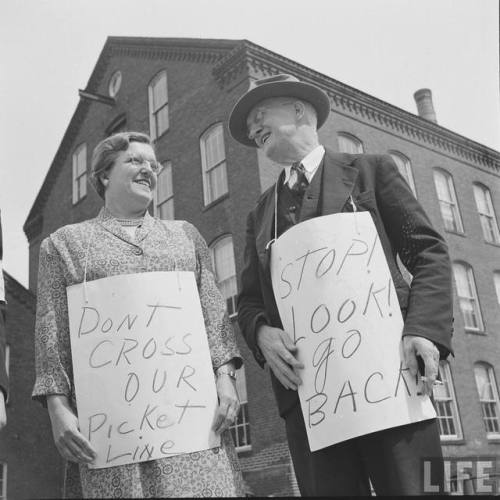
[99,173,110,188]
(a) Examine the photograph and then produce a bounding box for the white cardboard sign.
[67,271,220,469]
[270,213,436,451]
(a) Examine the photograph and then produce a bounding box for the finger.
[270,358,300,390]
[281,332,298,352]
[279,349,304,370]
[58,441,85,463]
[212,409,226,433]
[71,431,97,459]
[404,345,418,377]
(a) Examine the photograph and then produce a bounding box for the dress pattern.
[33,207,244,498]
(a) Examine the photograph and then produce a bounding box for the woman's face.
[103,141,158,212]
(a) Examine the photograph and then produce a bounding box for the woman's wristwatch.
[216,366,236,381]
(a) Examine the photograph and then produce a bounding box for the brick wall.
[0,273,63,499]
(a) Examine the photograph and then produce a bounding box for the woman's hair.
[89,131,154,199]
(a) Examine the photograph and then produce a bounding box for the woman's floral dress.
[32,207,245,498]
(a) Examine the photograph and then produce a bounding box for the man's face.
[246,97,299,163]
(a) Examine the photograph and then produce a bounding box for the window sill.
[440,437,466,445]
[202,192,229,212]
[235,445,252,455]
[464,328,486,335]
[444,229,466,237]
[486,435,500,442]
[484,239,500,248]
[72,194,87,207]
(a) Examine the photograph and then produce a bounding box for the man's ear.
[294,101,306,121]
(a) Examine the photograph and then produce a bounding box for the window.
[494,272,500,306]
[230,366,251,451]
[72,143,87,204]
[200,123,228,205]
[337,132,364,154]
[473,183,500,244]
[3,344,8,404]
[452,262,483,332]
[433,169,463,233]
[0,463,6,500]
[389,152,417,197]
[108,70,122,98]
[210,236,237,317]
[148,71,169,140]
[155,162,174,220]
[474,363,500,437]
[433,361,462,440]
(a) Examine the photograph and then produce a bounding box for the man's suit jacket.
[237,149,453,417]
[0,302,8,400]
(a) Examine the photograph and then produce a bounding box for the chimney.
[413,88,437,123]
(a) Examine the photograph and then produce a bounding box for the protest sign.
[270,212,436,451]
[67,271,220,469]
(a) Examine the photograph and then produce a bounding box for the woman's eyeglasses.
[124,155,163,174]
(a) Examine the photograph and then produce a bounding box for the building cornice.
[215,41,500,172]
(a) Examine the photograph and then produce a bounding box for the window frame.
[494,271,500,307]
[229,366,251,452]
[200,123,229,206]
[473,363,500,439]
[72,143,87,205]
[473,183,500,245]
[337,132,364,154]
[389,151,417,197]
[433,168,464,234]
[433,361,463,441]
[148,70,169,140]
[154,161,174,220]
[452,262,484,333]
[0,462,6,500]
[209,234,237,318]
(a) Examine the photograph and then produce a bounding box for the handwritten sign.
[270,213,436,451]
[67,271,220,469]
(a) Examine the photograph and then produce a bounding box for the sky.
[0,0,499,289]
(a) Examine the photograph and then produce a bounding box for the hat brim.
[228,80,331,147]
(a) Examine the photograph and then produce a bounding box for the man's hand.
[403,335,440,396]
[0,391,6,430]
[257,325,304,390]
[212,372,240,435]
[47,395,97,464]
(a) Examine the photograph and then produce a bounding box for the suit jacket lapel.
[321,150,359,215]
[256,170,285,273]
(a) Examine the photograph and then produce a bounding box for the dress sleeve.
[183,222,242,371]
[32,236,73,406]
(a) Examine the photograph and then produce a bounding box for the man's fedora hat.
[229,74,330,147]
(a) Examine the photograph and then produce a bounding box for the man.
[230,74,453,496]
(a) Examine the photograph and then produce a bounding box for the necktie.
[289,162,309,196]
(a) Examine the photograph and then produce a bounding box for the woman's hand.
[0,391,6,430]
[47,395,97,464]
[212,370,240,435]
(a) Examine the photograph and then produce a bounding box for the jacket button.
[133,247,143,256]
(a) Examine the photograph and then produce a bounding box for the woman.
[32,132,245,498]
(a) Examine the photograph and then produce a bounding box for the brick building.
[7,36,500,496]
[0,273,63,499]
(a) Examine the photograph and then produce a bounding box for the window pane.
[159,199,174,220]
[338,133,363,154]
[474,364,500,436]
[72,144,87,204]
[152,73,167,110]
[433,362,461,438]
[494,273,500,305]
[156,105,169,137]
[390,153,416,196]
[453,263,482,330]
[210,236,237,315]
[201,124,228,204]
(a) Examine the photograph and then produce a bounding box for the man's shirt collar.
[283,145,325,184]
